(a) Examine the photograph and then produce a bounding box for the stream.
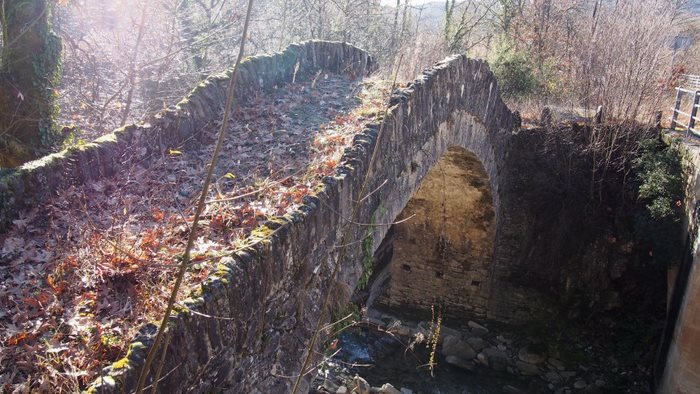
[315,326,529,394]
[311,309,657,394]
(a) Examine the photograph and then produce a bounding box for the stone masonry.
[1,40,577,393]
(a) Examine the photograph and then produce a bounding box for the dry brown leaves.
[0,74,391,392]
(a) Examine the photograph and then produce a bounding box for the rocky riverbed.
[310,309,658,393]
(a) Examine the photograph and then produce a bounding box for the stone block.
[442,336,476,360]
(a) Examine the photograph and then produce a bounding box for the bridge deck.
[0,74,389,388]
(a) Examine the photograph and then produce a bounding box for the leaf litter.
[0,73,391,392]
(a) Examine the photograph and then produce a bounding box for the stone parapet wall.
[0,40,373,232]
[84,51,525,392]
[2,39,548,392]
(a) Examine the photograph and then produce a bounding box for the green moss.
[110,357,130,370]
[94,133,118,144]
[110,341,146,370]
[213,262,234,284]
[65,142,97,153]
[357,229,374,290]
[250,225,276,241]
[85,376,116,394]
[1,0,64,161]
[20,150,65,170]
[173,303,192,317]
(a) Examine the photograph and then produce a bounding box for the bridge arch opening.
[371,146,496,322]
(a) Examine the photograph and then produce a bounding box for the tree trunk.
[390,0,401,55]
[0,0,62,167]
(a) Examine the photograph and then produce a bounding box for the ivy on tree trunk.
[0,0,62,167]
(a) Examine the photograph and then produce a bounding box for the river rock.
[400,389,413,394]
[548,357,565,370]
[496,335,510,343]
[353,376,370,394]
[336,387,348,394]
[395,324,412,337]
[503,385,523,394]
[573,380,587,389]
[378,383,402,394]
[482,348,509,371]
[545,371,561,383]
[442,336,476,360]
[518,345,547,365]
[445,355,476,370]
[438,325,463,342]
[466,337,487,351]
[365,316,385,327]
[476,352,488,366]
[323,380,340,392]
[515,360,540,376]
[468,321,489,337]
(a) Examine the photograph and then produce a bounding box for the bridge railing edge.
[0,41,374,234]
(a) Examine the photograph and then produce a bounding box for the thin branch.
[134,0,256,392]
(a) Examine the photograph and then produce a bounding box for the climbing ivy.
[0,0,63,166]
[632,136,684,266]
[357,228,374,290]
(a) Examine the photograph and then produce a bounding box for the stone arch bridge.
[0,41,694,393]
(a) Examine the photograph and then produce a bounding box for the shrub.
[489,39,537,98]
[632,137,684,266]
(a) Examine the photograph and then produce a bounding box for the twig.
[150,330,171,394]
[174,302,238,321]
[356,179,388,203]
[271,349,341,379]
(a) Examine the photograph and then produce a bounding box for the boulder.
[378,383,402,394]
[544,371,561,383]
[490,357,508,372]
[482,348,509,372]
[476,352,488,366]
[503,385,523,394]
[515,360,540,376]
[466,337,487,352]
[548,357,564,370]
[483,347,508,360]
[438,325,463,342]
[445,355,476,371]
[468,321,489,337]
[442,336,476,360]
[518,345,547,365]
[323,380,339,392]
[395,324,412,337]
[353,376,371,394]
